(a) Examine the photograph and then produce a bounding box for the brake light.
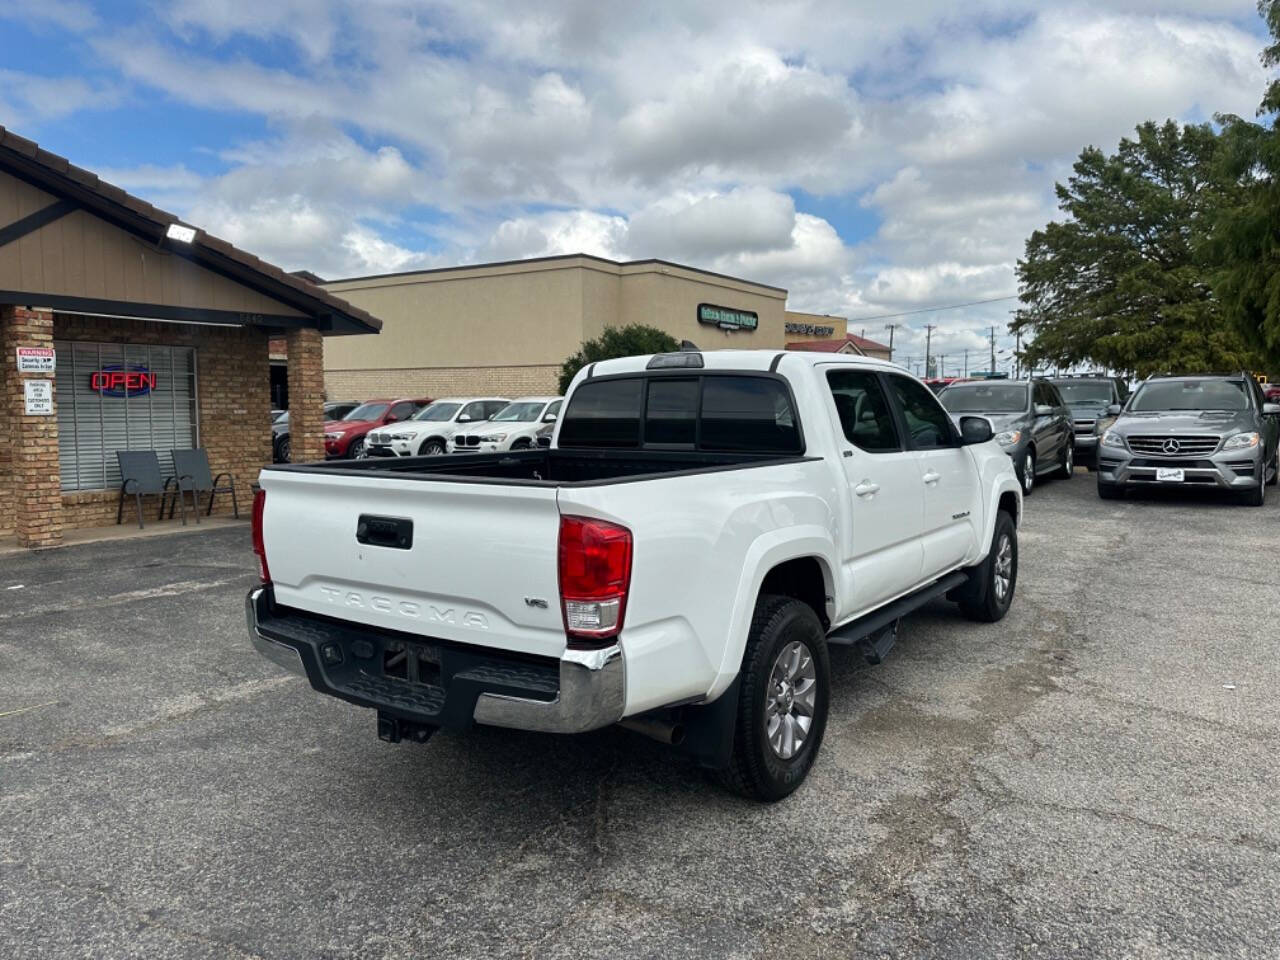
[558,515,632,645]
[251,488,271,584]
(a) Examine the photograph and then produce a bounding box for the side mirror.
[542,412,558,423]
[1264,403,1280,416]
[458,414,472,423]
[385,413,399,423]
[958,416,993,445]
[1107,404,1122,416]
[1033,404,1054,417]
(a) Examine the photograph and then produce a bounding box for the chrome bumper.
[245,587,626,735]
[473,645,625,734]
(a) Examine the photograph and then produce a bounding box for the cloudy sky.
[1,1,1270,368]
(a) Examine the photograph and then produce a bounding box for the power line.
[846,294,1020,325]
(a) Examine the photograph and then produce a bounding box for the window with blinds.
[54,340,199,492]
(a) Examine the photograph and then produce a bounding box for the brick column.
[286,327,326,463]
[1,306,62,547]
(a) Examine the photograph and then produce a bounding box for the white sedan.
[452,396,563,453]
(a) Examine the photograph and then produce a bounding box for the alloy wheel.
[993,533,1013,603]
[764,640,818,760]
[1023,454,1034,493]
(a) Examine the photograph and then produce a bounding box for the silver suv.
[1097,374,1280,505]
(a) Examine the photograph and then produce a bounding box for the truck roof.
[585,349,901,380]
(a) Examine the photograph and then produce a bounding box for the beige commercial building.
[321,255,830,400]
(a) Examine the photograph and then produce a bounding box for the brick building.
[0,127,381,549]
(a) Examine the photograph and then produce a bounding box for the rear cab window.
[559,373,803,454]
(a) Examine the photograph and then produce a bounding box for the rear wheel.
[714,595,829,802]
[1057,443,1074,479]
[958,511,1017,623]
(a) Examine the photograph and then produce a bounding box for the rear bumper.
[246,587,625,734]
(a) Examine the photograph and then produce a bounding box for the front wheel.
[419,438,446,456]
[347,437,366,459]
[1017,451,1036,496]
[1240,475,1266,507]
[958,510,1017,623]
[713,595,830,802]
[1097,479,1123,500]
[278,435,291,463]
[1267,450,1278,487]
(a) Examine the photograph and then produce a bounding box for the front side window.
[827,369,900,453]
[889,375,956,449]
[388,402,415,421]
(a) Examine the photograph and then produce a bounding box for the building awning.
[0,126,381,335]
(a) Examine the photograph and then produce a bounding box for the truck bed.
[267,447,810,486]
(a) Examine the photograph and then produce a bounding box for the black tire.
[713,595,830,802]
[347,436,365,459]
[1016,450,1036,496]
[511,438,532,450]
[1267,451,1278,487]
[1057,442,1074,480]
[958,510,1018,623]
[1240,475,1266,507]
[419,438,446,456]
[1097,479,1123,500]
[278,435,291,464]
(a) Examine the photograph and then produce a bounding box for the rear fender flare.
[706,527,837,702]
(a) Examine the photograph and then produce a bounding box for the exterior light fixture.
[165,222,197,243]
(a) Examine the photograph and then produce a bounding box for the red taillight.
[558,515,632,645]
[251,488,271,584]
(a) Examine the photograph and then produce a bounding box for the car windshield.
[1129,379,1249,412]
[412,402,461,422]
[1052,381,1113,405]
[491,401,545,422]
[342,402,388,422]
[940,383,1029,414]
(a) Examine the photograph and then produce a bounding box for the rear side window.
[559,378,643,447]
[560,374,802,453]
[700,377,800,453]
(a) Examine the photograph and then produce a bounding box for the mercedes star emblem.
[1162,438,1181,454]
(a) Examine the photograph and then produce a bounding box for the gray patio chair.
[169,448,239,520]
[115,450,189,529]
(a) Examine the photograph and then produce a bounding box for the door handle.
[853,480,880,498]
[922,470,941,485]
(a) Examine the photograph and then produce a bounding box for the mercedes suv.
[1097,373,1280,505]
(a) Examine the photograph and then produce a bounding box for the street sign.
[16,346,55,373]
[24,379,53,415]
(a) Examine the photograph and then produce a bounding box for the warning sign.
[16,347,56,373]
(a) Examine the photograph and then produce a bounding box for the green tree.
[1202,1,1280,366]
[558,323,680,393]
[1012,120,1259,378]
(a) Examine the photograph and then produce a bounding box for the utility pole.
[884,323,899,362]
[1014,331,1021,379]
[925,324,936,378]
[963,349,969,377]
[989,326,996,375]
[939,355,946,378]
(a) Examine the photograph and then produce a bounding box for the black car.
[273,401,359,462]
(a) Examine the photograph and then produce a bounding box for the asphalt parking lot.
[2,474,1278,959]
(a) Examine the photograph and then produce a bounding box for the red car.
[1263,383,1280,404]
[323,398,431,459]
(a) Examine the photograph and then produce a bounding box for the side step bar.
[826,570,970,663]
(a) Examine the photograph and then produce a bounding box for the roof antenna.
[679,340,699,352]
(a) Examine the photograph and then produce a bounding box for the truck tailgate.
[259,469,567,659]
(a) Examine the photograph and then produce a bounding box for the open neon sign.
[90,366,157,397]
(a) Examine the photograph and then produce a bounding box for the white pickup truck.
[248,349,1022,800]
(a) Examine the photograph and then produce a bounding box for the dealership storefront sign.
[698,303,758,331]
[784,322,835,337]
[90,365,157,397]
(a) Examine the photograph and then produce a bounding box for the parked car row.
[271,394,567,462]
[934,371,1280,506]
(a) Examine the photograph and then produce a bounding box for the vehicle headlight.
[390,433,413,441]
[1101,429,1126,449]
[994,430,1022,447]
[482,434,507,443]
[324,433,340,441]
[1223,431,1260,450]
